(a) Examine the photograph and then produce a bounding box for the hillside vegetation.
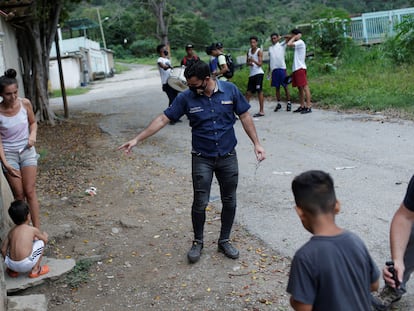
[68,0,414,116]
[71,0,412,54]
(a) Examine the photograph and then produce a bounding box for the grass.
[307,49,414,114]
[114,62,131,74]
[50,87,90,98]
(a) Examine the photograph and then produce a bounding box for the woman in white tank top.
[0,68,40,228]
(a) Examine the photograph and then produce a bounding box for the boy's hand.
[43,231,49,243]
[383,260,404,288]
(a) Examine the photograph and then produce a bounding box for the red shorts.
[292,68,308,87]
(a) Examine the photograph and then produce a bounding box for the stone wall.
[1,173,14,310]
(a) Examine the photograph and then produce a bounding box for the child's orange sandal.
[29,265,49,278]
[6,268,19,278]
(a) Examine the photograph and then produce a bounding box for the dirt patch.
[20,112,292,310]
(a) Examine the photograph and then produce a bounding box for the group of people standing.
[156,28,313,122]
[248,29,312,117]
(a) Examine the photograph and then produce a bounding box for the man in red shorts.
[286,29,312,114]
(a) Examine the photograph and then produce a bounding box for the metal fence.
[349,7,414,44]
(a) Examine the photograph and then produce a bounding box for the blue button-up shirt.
[164,80,251,157]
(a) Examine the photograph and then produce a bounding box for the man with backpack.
[211,42,233,80]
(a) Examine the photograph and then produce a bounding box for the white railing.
[349,7,414,44]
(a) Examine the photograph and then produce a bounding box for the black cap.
[215,42,223,49]
[186,44,194,49]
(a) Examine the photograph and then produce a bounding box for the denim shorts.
[2,146,39,171]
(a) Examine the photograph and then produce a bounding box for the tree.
[237,17,273,47]
[3,0,81,124]
[168,13,213,49]
[144,0,173,45]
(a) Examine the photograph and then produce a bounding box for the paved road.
[51,64,414,305]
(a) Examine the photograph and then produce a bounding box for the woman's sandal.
[29,265,49,278]
[6,268,19,278]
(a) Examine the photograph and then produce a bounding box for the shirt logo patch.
[221,101,233,105]
[189,106,204,114]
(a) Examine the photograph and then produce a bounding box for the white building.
[49,34,114,90]
[0,17,25,98]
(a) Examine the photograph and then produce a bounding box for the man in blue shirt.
[118,60,266,264]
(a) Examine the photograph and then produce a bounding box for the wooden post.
[54,31,69,118]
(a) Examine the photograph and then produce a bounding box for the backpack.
[220,53,234,79]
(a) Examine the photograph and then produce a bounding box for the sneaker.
[274,103,282,112]
[187,240,203,263]
[293,106,305,113]
[287,102,291,111]
[300,107,312,114]
[218,240,239,259]
[371,285,405,310]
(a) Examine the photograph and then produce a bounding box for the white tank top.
[248,48,264,77]
[0,99,29,152]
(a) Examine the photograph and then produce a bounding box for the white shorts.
[5,240,44,273]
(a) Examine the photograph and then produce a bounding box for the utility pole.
[97,8,107,49]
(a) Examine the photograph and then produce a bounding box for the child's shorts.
[5,239,44,273]
[2,146,39,172]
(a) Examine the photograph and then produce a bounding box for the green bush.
[310,18,351,57]
[129,38,159,57]
[382,16,414,64]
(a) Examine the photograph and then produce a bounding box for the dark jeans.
[191,150,238,243]
[162,83,178,107]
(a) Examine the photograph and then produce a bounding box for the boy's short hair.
[249,36,258,42]
[291,170,337,216]
[156,44,165,53]
[290,28,302,35]
[8,200,29,225]
[184,60,210,80]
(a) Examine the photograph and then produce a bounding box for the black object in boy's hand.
[386,261,400,288]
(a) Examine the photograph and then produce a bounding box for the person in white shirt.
[286,29,312,114]
[156,44,180,124]
[268,33,291,112]
[246,36,265,117]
